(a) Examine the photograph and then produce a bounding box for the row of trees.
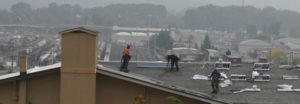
[149,29,173,50]
[183,5,300,33]
[3,2,300,34]
[0,2,168,27]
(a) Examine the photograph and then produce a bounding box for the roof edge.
[59,27,99,35]
[97,65,228,104]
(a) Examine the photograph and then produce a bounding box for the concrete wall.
[96,74,209,104]
[27,72,60,104]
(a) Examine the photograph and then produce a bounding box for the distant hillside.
[0,0,300,12]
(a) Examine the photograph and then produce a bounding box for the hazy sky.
[1,0,300,12]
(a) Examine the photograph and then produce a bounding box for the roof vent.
[252,71,270,82]
[283,75,298,80]
[230,74,246,81]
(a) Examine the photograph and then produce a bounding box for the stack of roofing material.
[192,72,227,81]
[283,75,298,80]
[230,74,247,81]
[253,63,270,71]
[277,84,300,92]
[279,65,295,70]
[192,73,232,87]
[220,79,232,87]
[192,74,209,80]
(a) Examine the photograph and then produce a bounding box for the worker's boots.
[124,69,129,73]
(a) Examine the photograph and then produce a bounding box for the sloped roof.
[0,63,226,104]
[59,27,99,35]
[239,39,271,46]
[274,37,300,44]
[0,63,61,84]
[97,65,227,104]
[173,48,203,55]
[101,62,300,104]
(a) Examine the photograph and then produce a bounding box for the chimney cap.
[59,27,99,35]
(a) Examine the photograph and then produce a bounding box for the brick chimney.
[59,27,98,104]
[19,55,27,74]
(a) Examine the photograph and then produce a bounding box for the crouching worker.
[210,69,221,94]
[120,44,131,72]
[165,51,180,72]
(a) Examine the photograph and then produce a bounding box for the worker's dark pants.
[121,57,129,71]
[211,80,219,93]
[171,61,179,71]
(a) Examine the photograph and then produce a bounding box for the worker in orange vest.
[120,44,131,72]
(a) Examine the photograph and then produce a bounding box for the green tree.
[246,24,257,35]
[10,2,33,24]
[268,22,281,35]
[289,27,300,38]
[133,95,145,104]
[194,43,199,49]
[187,35,194,48]
[200,34,212,52]
[165,96,184,104]
[155,29,173,49]
[266,49,287,64]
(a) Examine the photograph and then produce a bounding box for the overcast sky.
[1,0,300,12]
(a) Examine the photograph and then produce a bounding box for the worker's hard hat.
[127,44,131,48]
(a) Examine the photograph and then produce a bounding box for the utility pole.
[269,48,272,63]
[289,51,294,65]
[242,0,245,7]
[51,48,54,64]
[10,56,13,73]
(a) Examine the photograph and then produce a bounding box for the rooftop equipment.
[230,74,247,81]
[253,63,270,71]
[215,58,231,70]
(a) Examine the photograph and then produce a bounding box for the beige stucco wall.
[0,72,60,104]
[148,88,209,104]
[96,74,145,104]
[0,82,17,104]
[60,73,96,104]
[96,74,209,104]
[27,72,60,104]
[61,32,97,71]
[60,29,98,104]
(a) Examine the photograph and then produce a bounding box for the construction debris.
[192,74,209,80]
[277,84,300,92]
[233,85,261,94]
[220,79,232,87]
[192,73,232,87]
